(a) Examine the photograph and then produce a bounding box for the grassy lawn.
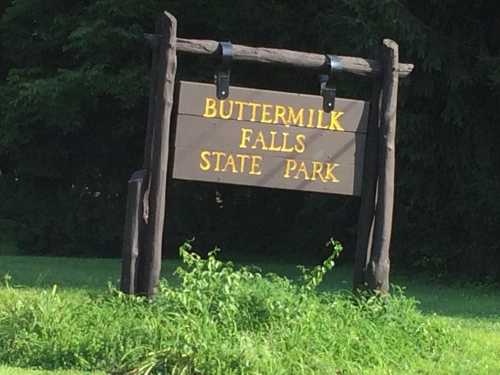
[0,366,98,375]
[0,255,499,374]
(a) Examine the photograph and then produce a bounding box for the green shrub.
[0,243,453,374]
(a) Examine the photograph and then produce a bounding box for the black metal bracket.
[215,41,233,99]
[320,54,342,113]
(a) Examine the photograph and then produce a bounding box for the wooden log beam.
[136,12,177,297]
[145,34,413,78]
[367,39,399,294]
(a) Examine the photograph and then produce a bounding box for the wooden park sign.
[173,82,369,196]
[120,11,414,297]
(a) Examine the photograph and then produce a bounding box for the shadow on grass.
[1,255,499,320]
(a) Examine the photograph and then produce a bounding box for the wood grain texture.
[136,12,177,298]
[367,39,399,294]
[167,36,413,78]
[120,170,145,294]
[353,78,382,291]
[176,81,370,134]
[171,80,368,196]
[143,35,161,170]
[174,115,366,163]
[173,146,364,196]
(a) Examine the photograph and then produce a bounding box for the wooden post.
[120,170,145,294]
[366,39,399,294]
[353,78,382,291]
[136,12,177,297]
[143,27,161,174]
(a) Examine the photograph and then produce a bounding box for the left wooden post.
[133,12,177,297]
[121,169,145,294]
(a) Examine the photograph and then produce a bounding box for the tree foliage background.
[1,0,499,280]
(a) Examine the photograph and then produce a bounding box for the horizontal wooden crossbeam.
[145,34,414,78]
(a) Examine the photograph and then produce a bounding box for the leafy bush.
[0,243,452,374]
[2,1,500,278]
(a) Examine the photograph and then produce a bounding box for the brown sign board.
[172,81,370,196]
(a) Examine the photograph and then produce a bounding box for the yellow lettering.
[274,105,289,126]
[317,110,329,129]
[213,151,225,172]
[261,104,273,123]
[329,111,345,131]
[203,98,217,118]
[249,155,262,175]
[239,128,253,149]
[283,159,297,178]
[294,134,306,153]
[199,150,211,171]
[251,131,268,151]
[288,107,304,127]
[295,161,310,180]
[222,154,238,173]
[306,109,315,128]
[325,163,340,182]
[249,102,262,122]
[311,161,327,182]
[281,132,294,152]
[269,131,282,152]
[234,101,247,120]
[236,154,250,173]
[219,100,234,119]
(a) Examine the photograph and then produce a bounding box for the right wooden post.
[366,39,399,293]
[353,77,382,291]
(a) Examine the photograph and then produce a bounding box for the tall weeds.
[0,242,452,374]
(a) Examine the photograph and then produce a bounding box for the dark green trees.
[1,0,499,279]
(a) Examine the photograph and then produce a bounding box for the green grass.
[0,366,98,375]
[0,248,499,374]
